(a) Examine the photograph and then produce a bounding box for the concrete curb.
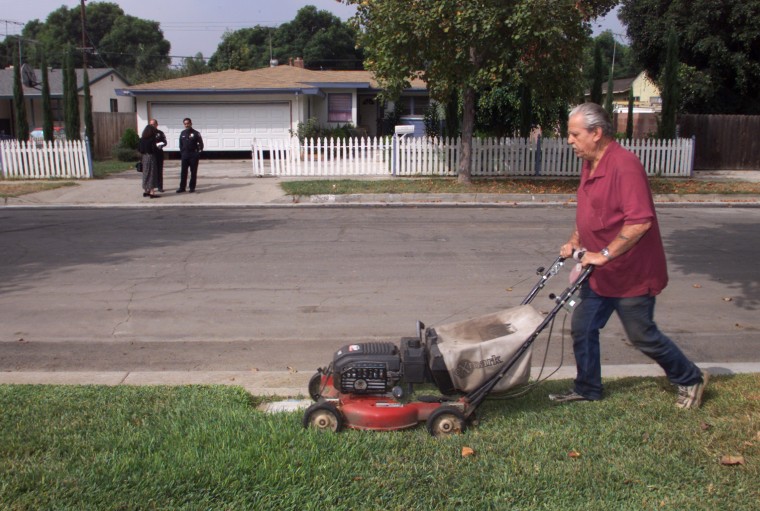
[1,362,755,396]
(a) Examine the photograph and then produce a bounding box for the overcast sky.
[1,1,626,64]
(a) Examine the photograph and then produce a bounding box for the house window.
[50,99,64,122]
[328,93,352,122]
[397,96,429,116]
[110,99,118,113]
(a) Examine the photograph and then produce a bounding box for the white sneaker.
[676,370,709,409]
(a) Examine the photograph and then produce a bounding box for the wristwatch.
[600,247,612,260]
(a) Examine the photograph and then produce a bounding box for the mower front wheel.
[303,401,344,432]
[426,406,466,437]
[308,372,324,401]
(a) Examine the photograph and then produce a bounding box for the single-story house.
[117,60,430,153]
[584,71,662,138]
[0,65,133,138]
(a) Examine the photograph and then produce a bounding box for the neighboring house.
[586,71,662,138]
[0,65,133,138]
[117,60,429,153]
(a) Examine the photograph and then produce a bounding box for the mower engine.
[329,329,458,397]
[332,337,434,395]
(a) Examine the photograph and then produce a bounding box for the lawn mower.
[303,252,592,436]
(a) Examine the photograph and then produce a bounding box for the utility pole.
[80,0,88,68]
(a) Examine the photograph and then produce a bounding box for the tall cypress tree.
[604,67,614,118]
[590,41,604,104]
[41,55,54,142]
[63,47,81,141]
[82,68,94,145]
[518,84,532,138]
[658,29,680,139]
[12,46,30,142]
[626,87,634,139]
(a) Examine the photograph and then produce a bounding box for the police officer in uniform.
[177,117,204,193]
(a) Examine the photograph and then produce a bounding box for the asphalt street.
[1,205,758,394]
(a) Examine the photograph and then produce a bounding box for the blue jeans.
[571,282,702,400]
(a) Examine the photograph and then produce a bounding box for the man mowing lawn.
[550,102,708,409]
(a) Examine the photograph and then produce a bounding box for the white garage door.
[150,102,291,152]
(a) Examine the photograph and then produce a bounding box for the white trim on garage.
[149,102,292,152]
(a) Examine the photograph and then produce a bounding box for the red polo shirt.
[576,141,668,297]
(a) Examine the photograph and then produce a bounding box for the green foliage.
[620,0,760,114]
[590,41,604,104]
[11,47,29,141]
[583,31,637,86]
[209,6,362,71]
[381,107,402,137]
[63,47,80,141]
[111,146,138,162]
[423,103,441,138]
[475,85,570,138]
[110,127,139,161]
[626,88,634,139]
[604,67,614,117]
[111,127,139,161]
[19,2,170,83]
[342,0,618,180]
[40,55,54,142]
[289,117,355,143]
[119,128,139,150]
[82,68,94,144]
[658,29,680,139]
[518,85,532,138]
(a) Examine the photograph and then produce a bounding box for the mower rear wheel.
[303,402,344,432]
[427,406,466,437]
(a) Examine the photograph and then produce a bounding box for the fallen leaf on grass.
[568,450,581,458]
[700,422,711,431]
[720,455,745,466]
[461,447,475,458]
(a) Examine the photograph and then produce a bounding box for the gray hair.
[569,102,614,138]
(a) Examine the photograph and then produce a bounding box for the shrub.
[290,118,355,142]
[119,128,139,150]
[111,145,138,162]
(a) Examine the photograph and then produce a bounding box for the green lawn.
[1,375,757,510]
[280,177,760,196]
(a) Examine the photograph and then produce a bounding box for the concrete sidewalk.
[3,161,760,208]
[1,363,757,397]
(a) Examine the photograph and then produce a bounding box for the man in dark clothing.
[177,117,203,193]
[150,119,167,192]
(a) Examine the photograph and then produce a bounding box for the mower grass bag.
[431,305,545,393]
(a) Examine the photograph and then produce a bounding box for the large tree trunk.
[457,85,475,184]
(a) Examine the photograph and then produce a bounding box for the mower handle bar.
[520,250,585,305]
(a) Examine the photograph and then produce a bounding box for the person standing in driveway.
[177,117,203,193]
[549,102,708,409]
[138,124,160,198]
[150,119,167,192]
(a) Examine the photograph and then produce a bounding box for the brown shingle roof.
[124,65,426,93]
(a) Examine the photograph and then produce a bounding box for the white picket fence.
[0,139,93,179]
[252,136,695,178]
